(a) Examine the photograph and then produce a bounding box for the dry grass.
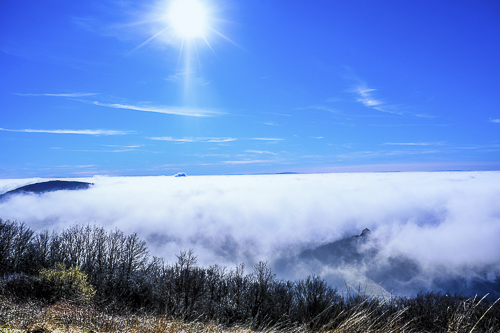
[1,295,498,333]
[0,296,275,333]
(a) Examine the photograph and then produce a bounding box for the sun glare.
[168,0,209,39]
[129,0,237,103]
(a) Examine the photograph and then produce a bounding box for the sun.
[133,0,237,52]
[131,0,238,102]
[168,0,209,39]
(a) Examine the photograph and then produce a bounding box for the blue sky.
[1,0,499,177]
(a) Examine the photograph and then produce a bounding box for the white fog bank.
[1,172,499,295]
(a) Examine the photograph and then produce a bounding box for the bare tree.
[0,219,34,274]
[294,275,338,323]
[121,232,149,279]
[249,261,275,320]
[106,228,125,280]
[59,225,86,267]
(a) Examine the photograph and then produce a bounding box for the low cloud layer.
[1,172,499,296]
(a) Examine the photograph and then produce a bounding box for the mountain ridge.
[0,180,93,201]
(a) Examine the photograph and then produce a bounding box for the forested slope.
[1,219,499,332]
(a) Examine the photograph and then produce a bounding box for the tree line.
[1,218,498,331]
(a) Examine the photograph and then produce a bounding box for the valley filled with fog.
[1,171,499,298]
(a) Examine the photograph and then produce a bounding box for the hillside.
[0,180,93,201]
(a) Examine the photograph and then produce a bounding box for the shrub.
[0,273,38,300]
[38,263,95,304]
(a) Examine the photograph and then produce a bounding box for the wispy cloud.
[245,150,278,155]
[150,137,237,143]
[384,142,445,146]
[17,93,219,117]
[0,128,131,135]
[260,112,292,117]
[414,113,436,118]
[263,122,279,126]
[100,144,144,152]
[188,153,231,158]
[298,106,337,113]
[17,93,98,97]
[149,137,196,143]
[196,137,237,143]
[92,101,221,117]
[72,148,140,153]
[164,71,210,85]
[104,144,143,148]
[355,86,383,107]
[223,159,269,165]
[352,85,405,115]
[489,118,500,123]
[165,71,191,82]
[252,137,284,141]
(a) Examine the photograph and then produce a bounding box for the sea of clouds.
[1,172,499,296]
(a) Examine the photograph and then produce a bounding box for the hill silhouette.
[274,228,500,299]
[299,228,375,266]
[0,180,93,201]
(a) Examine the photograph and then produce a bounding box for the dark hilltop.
[0,180,93,201]
[274,228,500,300]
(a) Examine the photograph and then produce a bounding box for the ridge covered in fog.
[0,180,93,202]
[0,171,499,297]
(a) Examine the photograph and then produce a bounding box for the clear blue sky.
[1,0,499,177]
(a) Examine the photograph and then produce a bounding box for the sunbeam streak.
[128,27,170,55]
[209,26,244,49]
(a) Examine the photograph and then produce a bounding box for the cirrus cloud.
[0,128,132,135]
[149,137,237,143]
[92,101,221,117]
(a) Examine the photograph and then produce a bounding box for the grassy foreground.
[1,295,498,333]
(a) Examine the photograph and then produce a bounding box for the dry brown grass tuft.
[1,295,499,333]
[0,296,266,333]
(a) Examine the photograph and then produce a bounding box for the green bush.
[38,263,95,304]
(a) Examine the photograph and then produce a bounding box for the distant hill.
[299,228,375,266]
[274,228,500,299]
[0,180,93,201]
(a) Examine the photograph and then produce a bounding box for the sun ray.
[202,36,217,56]
[128,27,170,55]
[177,38,186,70]
[209,27,244,50]
[193,42,203,75]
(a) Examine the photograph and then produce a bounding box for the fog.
[1,172,499,297]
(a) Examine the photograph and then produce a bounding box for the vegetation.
[1,218,499,332]
[38,263,95,304]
